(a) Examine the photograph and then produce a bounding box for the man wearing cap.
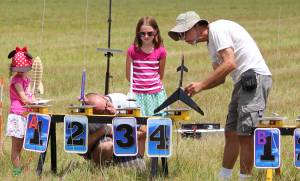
[169,11,272,180]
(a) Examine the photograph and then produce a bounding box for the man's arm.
[208,62,226,86]
[184,47,236,96]
[88,125,112,151]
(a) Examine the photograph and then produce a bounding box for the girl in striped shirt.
[126,16,167,116]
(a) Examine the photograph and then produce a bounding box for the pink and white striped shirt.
[127,44,167,94]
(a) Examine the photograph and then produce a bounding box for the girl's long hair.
[134,16,163,49]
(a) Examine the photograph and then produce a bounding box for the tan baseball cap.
[168,11,208,41]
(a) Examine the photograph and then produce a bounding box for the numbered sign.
[294,129,300,168]
[23,113,51,153]
[64,115,88,154]
[254,128,281,168]
[147,118,172,157]
[113,117,138,156]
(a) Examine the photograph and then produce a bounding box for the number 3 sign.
[254,128,281,168]
[23,113,51,152]
[113,117,138,156]
[147,118,172,157]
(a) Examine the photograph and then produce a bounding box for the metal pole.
[104,0,112,95]
[150,157,158,179]
[161,157,169,176]
[50,120,57,173]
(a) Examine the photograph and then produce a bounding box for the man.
[168,11,272,180]
[82,92,146,170]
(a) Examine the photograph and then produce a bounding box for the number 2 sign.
[23,113,51,153]
[254,128,281,168]
[64,115,88,154]
[147,118,172,157]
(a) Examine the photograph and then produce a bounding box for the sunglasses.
[139,31,155,37]
[102,96,110,110]
[178,32,185,40]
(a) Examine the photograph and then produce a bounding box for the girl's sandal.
[12,167,22,176]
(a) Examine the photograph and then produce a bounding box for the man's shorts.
[225,74,272,135]
[113,154,146,171]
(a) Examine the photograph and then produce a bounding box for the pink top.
[9,74,33,115]
[127,44,167,94]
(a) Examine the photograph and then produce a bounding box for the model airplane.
[154,55,204,115]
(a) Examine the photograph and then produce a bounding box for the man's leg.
[236,75,272,177]
[239,135,254,175]
[137,125,146,157]
[222,74,271,179]
[222,131,240,169]
[220,83,240,180]
[91,140,113,165]
[219,131,239,180]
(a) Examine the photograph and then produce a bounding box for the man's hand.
[104,125,113,136]
[184,81,204,96]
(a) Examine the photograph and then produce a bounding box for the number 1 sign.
[147,118,172,157]
[254,128,281,168]
[23,113,51,153]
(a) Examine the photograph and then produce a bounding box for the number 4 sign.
[147,118,172,157]
[23,113,51,153]
[254,128,281,168]
[294,128,300,168]
[64,115,88,154]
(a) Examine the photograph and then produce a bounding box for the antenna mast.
[97,0,122,95]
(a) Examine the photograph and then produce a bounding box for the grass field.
[0,0,300,180]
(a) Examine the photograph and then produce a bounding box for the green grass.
[0,0,300,180]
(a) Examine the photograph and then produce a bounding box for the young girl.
[126,16,167,116]
[6,46,35,176]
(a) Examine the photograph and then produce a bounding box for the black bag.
[241,69,257,91]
